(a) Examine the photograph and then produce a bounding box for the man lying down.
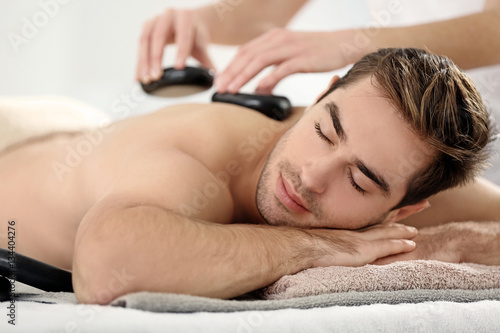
[1,48,499,305]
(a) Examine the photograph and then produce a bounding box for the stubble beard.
[255,130,323,227]
[255,129,390,230]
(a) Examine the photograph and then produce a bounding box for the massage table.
[1,0,499,332]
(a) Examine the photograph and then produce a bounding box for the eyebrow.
[325,102,347,142]
[354,159,391,197]
[324,101,391,197]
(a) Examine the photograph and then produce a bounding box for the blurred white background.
[0,0,499,180]
[0,0,370,117]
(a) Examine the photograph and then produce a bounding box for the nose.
[300,158,335,194]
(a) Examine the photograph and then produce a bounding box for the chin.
[256,178,286,226]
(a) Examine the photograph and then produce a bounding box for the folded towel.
[0,95,108,152]
[260,260,500,300]
[9,262,500,313]
[12,287,500,313]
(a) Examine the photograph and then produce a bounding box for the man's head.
[256,48,493,229]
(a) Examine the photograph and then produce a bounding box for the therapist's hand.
[215,28,355,94]
[136,8,215,84]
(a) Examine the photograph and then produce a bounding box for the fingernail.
[150,68,159,81]
[141,69,150,83]
[151,67,162,80]
[407,240,416,246]
[255,86,270,95]
[175,59,184,69]
[215,80,227,94]
[259,79,269,88]
[228,82,238,93]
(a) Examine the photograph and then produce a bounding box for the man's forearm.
[373,221,500,265]
[73,204,417,304]
[72,205,315,304]
[456,221,500,265]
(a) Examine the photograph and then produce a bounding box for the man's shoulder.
[169,102,278,128]
[152,102,291,130]
[148,102,289,154]
[112,103,274,216]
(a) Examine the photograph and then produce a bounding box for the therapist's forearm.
[195,0,309,44]
[348,9,500,69]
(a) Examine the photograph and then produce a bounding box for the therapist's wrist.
[195,6,216,28]
[196,4,244,45]
[332,29,378,66]
[335,27,409,66]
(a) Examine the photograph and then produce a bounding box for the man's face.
[256,77,433,229]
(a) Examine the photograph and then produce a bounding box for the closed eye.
[315,122,366,195]
[348,168,366,195]
[315,122,332,144]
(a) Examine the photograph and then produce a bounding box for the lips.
[276,173,309,213]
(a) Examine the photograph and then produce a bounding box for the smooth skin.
[1,78,499,305]
[136,0,500,93]
[136,0,307,83]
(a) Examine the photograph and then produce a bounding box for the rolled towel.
[0,95,109,152]
[261,260,500,300]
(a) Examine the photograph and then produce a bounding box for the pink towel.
[261,260,500,300]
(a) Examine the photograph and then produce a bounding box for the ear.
[382,200,430,223]
[313,75,340,104]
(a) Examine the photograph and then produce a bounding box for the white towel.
[0,95,109,152]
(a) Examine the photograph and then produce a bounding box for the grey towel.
[110,288,500,313]
[10,288,500,313]
[9,261,500,313]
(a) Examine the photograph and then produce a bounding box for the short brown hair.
[318,48,494,209]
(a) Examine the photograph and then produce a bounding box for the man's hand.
[373,222,500,266]
[306,222,417,268]
[215,29,356,94]
[136,8,214,84]
[74,199,418,304]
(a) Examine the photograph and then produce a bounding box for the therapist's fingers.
[215,33,273,90]
[136,17,157,83]
[149,9,175,82]
[255,58,307,94]
[191,28,215,70]
[174,10,196,70]
[137,8,214,83]
[217,29,354,94]
[175,10,214,70]
[223,47,294,94]
[215,33,277,93]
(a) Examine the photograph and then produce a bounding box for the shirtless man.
[0,48,499,305]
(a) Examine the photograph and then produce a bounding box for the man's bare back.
[0,95,498,304]
[0,103,302,270]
